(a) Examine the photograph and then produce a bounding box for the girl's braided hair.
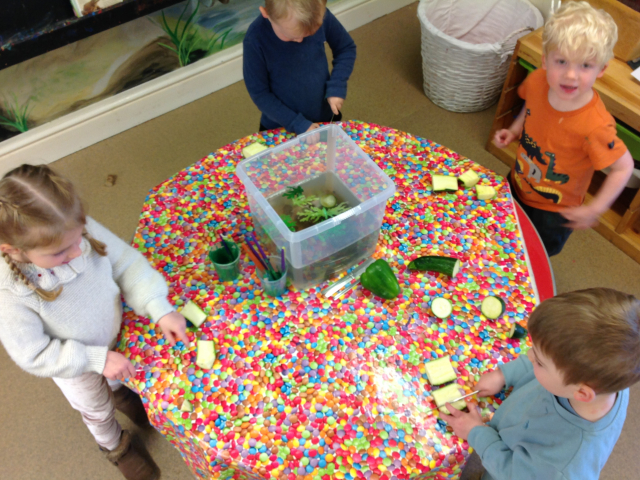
[0,164,107,301]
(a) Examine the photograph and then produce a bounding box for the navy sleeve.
[242,36,312,133]
[323,10,356,99]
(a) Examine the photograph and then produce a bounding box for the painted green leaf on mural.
[156,1,232,67]
[0,94,32,133]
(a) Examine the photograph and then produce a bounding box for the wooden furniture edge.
[593,193,640,263]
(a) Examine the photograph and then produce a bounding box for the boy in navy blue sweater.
[243,0,356,134]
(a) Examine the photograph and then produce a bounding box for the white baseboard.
[0,0,416,176]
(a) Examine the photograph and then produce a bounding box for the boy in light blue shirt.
[443,288,640,480]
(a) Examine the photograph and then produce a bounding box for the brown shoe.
[113,387,151,427]
[101,430,160,480]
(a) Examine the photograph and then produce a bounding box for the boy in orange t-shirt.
[493,1,633,256]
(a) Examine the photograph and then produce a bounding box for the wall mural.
[0,0,346,143]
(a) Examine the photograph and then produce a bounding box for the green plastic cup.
[258,255,288,297]
[208,241,240,282]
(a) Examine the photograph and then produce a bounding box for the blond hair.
[528,288,640,394]
[0,164,106,301]
[543,1,618,65]
[265,0,327,35]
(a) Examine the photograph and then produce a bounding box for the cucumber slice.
[425,356,457,385]
[242,142,268,158]
[180,399,193,412]
[431,297,453,319]
[509,323,528,339]
[407,256,460,277]
[476,185,496,200]
[481,296,506,320]
[432,175,459,192]
[458,169,480,188]
[432,384,467,414]
[196,340,216,370]
[180,300,207,328]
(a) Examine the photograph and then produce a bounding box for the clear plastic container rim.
[235,124,397,243]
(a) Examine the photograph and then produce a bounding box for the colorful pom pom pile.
[118,121,536,480]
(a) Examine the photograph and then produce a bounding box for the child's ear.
[573,384,597,403]
[259,6,269,19]
[0,244,20,256]
[597,63,608,79]
[541,54,547,70]
[0,244,26,262]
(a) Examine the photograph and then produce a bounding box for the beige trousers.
[53,372,123,450]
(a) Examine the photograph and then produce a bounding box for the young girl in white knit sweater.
[0,164,189,480]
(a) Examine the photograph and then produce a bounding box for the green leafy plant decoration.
[291,194,318,209]
[0,94,33,133]
[283,186,304,199]
[280,215,297,232]
[156,1,232,67]
[298,203,350,223]
[279,185,351,230]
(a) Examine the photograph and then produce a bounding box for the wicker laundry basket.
[418,0,543,112]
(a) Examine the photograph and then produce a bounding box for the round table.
[118,121,544,480]
[512,203,555,303]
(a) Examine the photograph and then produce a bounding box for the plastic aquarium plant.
[280,215,297,232]
[291,193,318,210]
[0,94,33,133]
[156,0,231,67]
[283,186,303,199]
[297,204,350,224]
[280,186,350,230]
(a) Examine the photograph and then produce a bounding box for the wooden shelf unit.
[486,28,640,263]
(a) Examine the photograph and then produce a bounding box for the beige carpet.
[2,3,640,479]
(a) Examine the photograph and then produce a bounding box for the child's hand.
[475,368,506,396]
[103,351,137,381]
[493,129,517,149]
[158,311,190,349]
[327,97,344,116]
[560,205,599,229]
[440,403,486,440]
[301,123,321,144]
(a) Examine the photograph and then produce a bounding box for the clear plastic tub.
[236,124,396,289]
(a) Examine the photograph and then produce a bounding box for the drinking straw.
[246,235,277,280]
[218,231,234,258]
[249,233,269,264]
[244,236,268,272]
[281,247,286,273]
[241,242,266,272]
[248,233,277,280]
